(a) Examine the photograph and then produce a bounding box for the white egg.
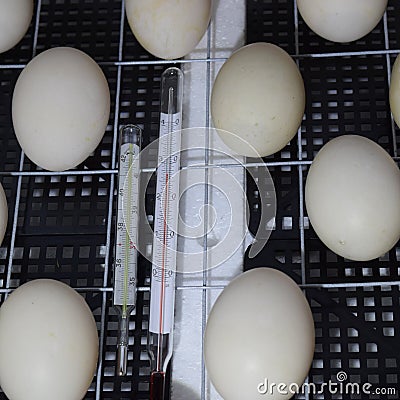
[305,135,400,261]
[389,53,400,128]
[12,47,110,171]
[0,0,33,54]
[0,183,7,245]
[211,43,305,157]
[125,0,211,60]
[297,0,388,43]
[0,279,98,400]
[204,268,315,400]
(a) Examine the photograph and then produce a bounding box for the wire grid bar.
[5,49,400,70]
[94,0,127,398]
[293,0,307,289]
[3,278,400,295]
[199,19,215,400]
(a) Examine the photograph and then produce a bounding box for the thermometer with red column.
[148,67,183,400]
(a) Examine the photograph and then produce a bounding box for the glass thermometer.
[113,124,142,376]
[148,67,183,400]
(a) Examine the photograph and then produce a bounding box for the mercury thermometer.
[148,67,183,400]
[113,124,142,376]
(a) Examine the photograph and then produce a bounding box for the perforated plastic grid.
[246,1,399,399]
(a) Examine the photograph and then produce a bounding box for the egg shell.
[297,0,388,43]
[305,135,400,261]
[125,0,211,60]
[204,268,315,400]
[389,53,400,128]
[0,279,99,400]
[0,182,7,245]
[12,47,110,171]
[0,0,33,54]
[211,42,305,157]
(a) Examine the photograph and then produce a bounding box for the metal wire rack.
[0,1,399,400]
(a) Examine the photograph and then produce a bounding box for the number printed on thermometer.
[113,142,140,307]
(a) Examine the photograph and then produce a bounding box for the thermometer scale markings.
[112,124,142,377]
[150,110,181,335]
[114,142,140,310]
[148,67,183,400]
